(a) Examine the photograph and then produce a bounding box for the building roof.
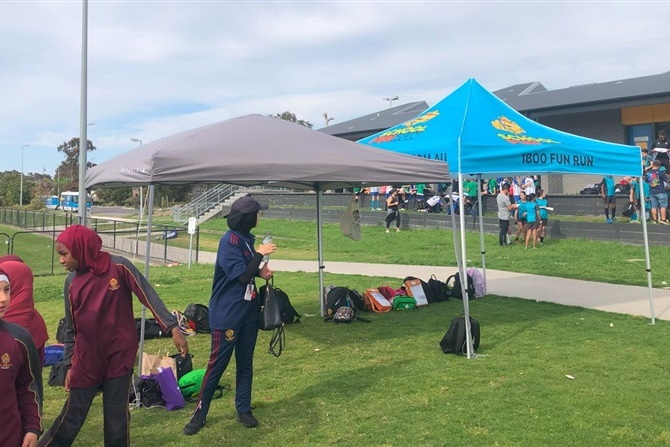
[321,71,670,141]
[495,71,670,114]
[318,101,428,138]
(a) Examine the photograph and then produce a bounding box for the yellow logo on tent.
[492,116,560,145]
[370,110,440,143]
[404,110,440,128]
[492,116,524,134]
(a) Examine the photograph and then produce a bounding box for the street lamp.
[20,144,29,206]
[130,138,143,217]
[383,96,399,108]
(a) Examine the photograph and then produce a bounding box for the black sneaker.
[183,409,205,435]
[237,411,259,428]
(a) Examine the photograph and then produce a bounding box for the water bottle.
[262,231,273,263]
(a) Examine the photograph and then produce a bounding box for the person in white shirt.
[523,176,536,195]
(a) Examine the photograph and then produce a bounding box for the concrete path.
[123,237,670,323]
[231,255,670,322]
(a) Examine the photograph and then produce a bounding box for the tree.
[0,171,20,206]
[57,137,97,191]
[269,111,313,129]
[95,187,134,206]
[30,176,55,209]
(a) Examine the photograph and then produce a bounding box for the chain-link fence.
[1,209,200,275]
[0,208,76,231]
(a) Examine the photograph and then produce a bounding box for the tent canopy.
[86,114,449,190]
[358,78,641,177]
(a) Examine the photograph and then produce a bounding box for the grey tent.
[86,114,448,189]
[85,113,450,368]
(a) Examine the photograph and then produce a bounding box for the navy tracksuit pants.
[197,319,258,419]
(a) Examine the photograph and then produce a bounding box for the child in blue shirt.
[514,191,527,244]
[524,194,541,249]
[601,175,617,223]
[535,188,549,244]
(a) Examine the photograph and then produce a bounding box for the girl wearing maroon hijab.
[0,267,43,447]
[39,225,188,447]
[0,260,49,365]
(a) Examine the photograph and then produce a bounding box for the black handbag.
[259,280,284,331]
[258,279,286,357]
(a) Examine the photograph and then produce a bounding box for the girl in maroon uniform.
[39,225,188,447]
[0,268,43,447]
[0,260,49,365]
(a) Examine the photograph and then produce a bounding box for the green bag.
[178,369,229,400]
[178,369,206,397]
[392,296,417,311]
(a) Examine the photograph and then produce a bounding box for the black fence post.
[113,221,117,250]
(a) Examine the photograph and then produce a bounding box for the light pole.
[383,96,399,108]
[130,138,143,217]
[19,144,29,206]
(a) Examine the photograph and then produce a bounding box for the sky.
[1,0,667,179]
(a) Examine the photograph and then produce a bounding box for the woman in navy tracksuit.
[184,196,276,436]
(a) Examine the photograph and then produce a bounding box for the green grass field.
[32,264,670,446]
[6,213,670,446]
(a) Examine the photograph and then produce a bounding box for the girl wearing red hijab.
[39,225,188,447]
[0,267,43,447]
[0,260,49,365]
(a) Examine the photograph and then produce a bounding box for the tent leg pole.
[458,174,474,359]
[136,184,155,399]
[447,185,462,269]
[476,174,487,294]
[316,189,325,317]
[638,182,655,324]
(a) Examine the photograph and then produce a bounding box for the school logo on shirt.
[109,278,119,291]
[0,352,11,369]
[225,329,235,341]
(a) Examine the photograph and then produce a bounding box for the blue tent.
[360,79,654,358]
[358,78,641,176]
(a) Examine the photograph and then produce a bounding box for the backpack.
[274,286,301,324]
[427,274,449,302]
[621,202,635,218]
[332,306,356,323]
[325,286,366,319]
[325,286,354,319]
[439,316,481,355]
[178,368,206,398]
[130,375,165,408]
[403,276,436,303]
[184,303,211,334]
[466,267,486,298]
[445,272,476,300]
[176,369,229,402]
[135,318,171,340]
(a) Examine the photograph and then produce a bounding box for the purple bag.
[152,367,185,411]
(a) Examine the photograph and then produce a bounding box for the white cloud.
[0,1,667,177]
